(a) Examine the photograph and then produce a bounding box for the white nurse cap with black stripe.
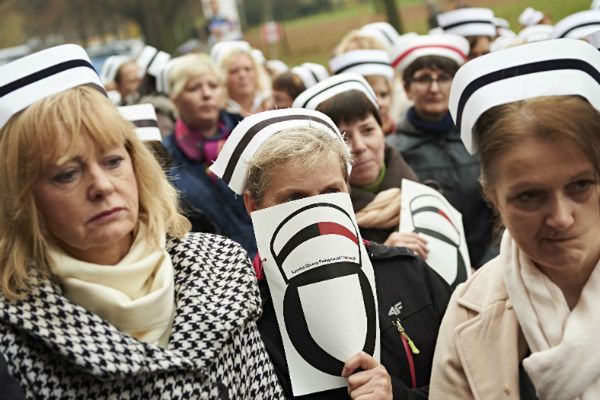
[360,22,401,50]
[0,44,104,130]
[518,24,554,43]
[449,39,600,154]
[519,7,544,27]
[329,50,394,80]
[291,72,379,111]
[437,8,496,37]
[118,103,161,142]
[552,10,600,39]
[291,62,330,88]
[137,45,171,78]
[390,34,469,72]
[155,57,181,95]
[100,55,130,84]
[210,108,350,194]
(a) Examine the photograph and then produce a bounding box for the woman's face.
[338,114,385,187]
[34,141,139,263]
[173,72,224,130]
[491,136,600,276]
[405,67,451,121]
[246,154,348,211]
[227,53,257,99]
[368,76,392,120]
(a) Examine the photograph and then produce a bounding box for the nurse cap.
[360,22,401,49]
[519,7,544,27]
[329,50,394,80]
[100,55,130,84]
[291,72,379,111]
[518,24,555,43]
[449,39,600,154]
[210,40,252,65]
[390,34,469,72]
[118,103,161,142]
[210,108,351,195]
[437,8,496,37]
[291,62,330,88]
[0,44,105,130]
[552,10,600,39]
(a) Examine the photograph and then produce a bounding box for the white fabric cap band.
[136,45,158,76]
[0,43,105,130]
[329,50,394,80]
[449,39,600,154]
[291,72,379,111]
[210,40,252,65]
[390,34,469,72]
[552,10,600,39]
[118,103,161,142]
[437,8,496,37]
[146,51,171,78]
[210,108,350,194]
[360,22,401,49]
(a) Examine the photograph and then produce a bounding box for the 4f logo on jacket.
[388,301,403,317]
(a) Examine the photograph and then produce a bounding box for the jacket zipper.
[393,318,419,389]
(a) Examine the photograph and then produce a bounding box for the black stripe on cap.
[307,68,320,84]
[557,21,600,38]
[132,119,159,128]
[221,114,339,184]
[455,58,600,139]
[334,60,391,74]
[299,78,377,108]
[441,19,495,30]
[374,28,394,45]
[0,59,98,97]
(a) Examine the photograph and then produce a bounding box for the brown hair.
[273,72,307,101]
[316,90,382,128]
[0,86,190,300]
[402,55,460,84]
[476,96,600,201]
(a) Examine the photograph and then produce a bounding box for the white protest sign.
[251,192,380,396]
[399,179,471,288]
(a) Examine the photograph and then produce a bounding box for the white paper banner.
[251,192,380,396]
[399,179,471,288]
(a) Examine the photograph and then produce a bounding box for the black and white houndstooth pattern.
[0,232,284,399]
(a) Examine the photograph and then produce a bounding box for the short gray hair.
[246,127,352,204]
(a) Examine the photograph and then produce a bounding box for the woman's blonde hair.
[0,86,190,300]
[218,48,272,99]
[168,53,224,100]
[246,127,352,205]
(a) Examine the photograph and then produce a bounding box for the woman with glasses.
[388,35,497,268]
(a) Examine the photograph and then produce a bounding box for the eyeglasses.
[409,74,453,89]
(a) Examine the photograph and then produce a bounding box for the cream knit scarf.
[355,188,401,229]
[48,224,175,347]
[502,231,600,399]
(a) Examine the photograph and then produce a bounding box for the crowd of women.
[1,2,600,399]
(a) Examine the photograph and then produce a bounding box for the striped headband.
[291,62,330,88]
[329,50,394,80]
[0,44,105,130]
[449,39,600,154]
[118,103,161,142]
[552,10,600,39]
[390,34,469,72]
[437,8,496,38]
[360,22,401,49]
[100,55,130,84]
[291,72,379,111]
[210,108,351,195]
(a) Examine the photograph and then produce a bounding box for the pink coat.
[429,257,529,400]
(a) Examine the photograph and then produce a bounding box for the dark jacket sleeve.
[0,354,26,400]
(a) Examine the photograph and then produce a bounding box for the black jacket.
[389,113,498,267]
[257,241,452,399]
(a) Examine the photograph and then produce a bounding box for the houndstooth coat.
[0,232,284,400]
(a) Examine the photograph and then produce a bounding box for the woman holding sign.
[431,39,600,399]
[211,108,452,399]
[292,73,430,261]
